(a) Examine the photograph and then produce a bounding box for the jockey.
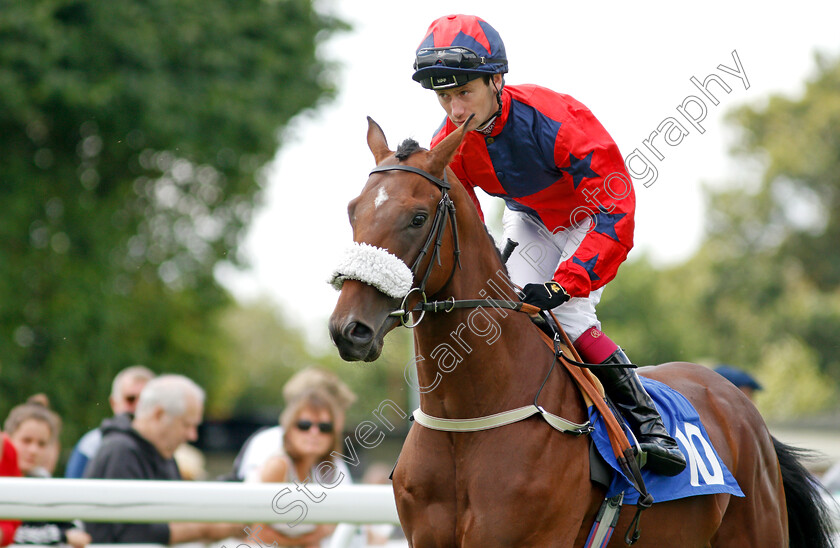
[412,14,686,476]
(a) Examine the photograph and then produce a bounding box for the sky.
[217,0,840,343]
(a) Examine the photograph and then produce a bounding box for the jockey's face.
[435,73,502,131]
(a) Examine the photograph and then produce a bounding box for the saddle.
[528,310,743,546]
[527,309,655,545]
[529,311,641,472]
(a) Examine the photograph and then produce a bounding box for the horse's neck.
[412,222,580,420]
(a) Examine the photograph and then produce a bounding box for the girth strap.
[412,404,593,435]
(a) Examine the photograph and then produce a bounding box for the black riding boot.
[593,349,687,477]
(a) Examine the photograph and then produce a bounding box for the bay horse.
[328,117,835,547]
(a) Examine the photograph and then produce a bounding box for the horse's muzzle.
[328,317,382,362]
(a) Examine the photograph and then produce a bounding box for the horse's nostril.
[344,321,373,345]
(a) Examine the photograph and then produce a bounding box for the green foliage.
[215,300,415,427]
[0,0,347,448]
[753,337,834,419]
[598,254,707,366]
[726,52,840,291]
[710,50,840,384]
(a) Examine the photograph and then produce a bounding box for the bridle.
[369,163,539,328]
[369,164,459,327]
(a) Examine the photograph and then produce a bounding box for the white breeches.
[502,208,602,341]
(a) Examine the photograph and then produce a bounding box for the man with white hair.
[65,365,155,477]
[84,374,242,544]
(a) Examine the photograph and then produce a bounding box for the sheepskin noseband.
[329,242,414,299]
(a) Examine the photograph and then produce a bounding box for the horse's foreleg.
[392,429,459,548]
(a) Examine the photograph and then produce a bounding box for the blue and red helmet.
[412,14,508,90]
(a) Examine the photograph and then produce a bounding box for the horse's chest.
[394,428,592,545]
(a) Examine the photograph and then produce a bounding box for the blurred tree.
[0,0,347,445]
[753,336,834,420]
[729,52,840,291]
[215,299,415,429]
[597,254,706,366]
[705,50,840,382]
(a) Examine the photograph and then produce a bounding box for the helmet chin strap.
[475,78,504,132]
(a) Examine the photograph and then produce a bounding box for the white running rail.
[1,478,837,547]
[0,478,399,523]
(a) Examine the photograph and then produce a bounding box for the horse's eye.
[411,213,428,228]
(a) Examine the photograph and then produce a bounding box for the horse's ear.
[427,114,474,175]
[366,117,393,164]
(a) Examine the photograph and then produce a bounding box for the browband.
[369,165,450,190]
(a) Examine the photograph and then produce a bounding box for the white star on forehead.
[374,186,389,208]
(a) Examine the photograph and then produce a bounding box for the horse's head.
[328,117,472,362]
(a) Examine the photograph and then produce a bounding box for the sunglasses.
[295,420,334,434]
[414,46,486,70]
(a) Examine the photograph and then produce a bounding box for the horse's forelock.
[395,139,425,161]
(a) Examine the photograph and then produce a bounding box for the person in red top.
[0,432,23,546]
[412,14,685,476]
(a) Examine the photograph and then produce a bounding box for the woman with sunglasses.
[233,368,356,483]
[411,14,685,477]
[248,386,354,547]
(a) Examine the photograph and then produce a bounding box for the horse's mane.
[483,227,509,276]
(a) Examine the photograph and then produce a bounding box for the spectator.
[4,395,91,548]
[174,443,207,481]
[83,374,243,544]
[232,367,356,482]
[714,365,763,402]
[0,428,23,547]
[246,381,357,548]
[22,394,63,477]
[65,365,155,478]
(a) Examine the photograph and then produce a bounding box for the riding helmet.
[412,14,508,90]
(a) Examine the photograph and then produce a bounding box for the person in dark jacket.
[84,374,243,544]
[65,365,155,478]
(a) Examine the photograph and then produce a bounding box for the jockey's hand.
[521,281,570,310]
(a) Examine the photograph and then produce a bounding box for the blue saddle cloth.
[588,377,744,505]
